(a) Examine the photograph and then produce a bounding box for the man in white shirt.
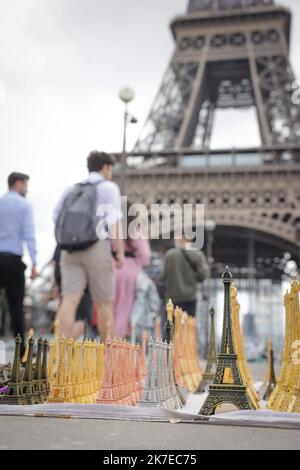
[53,151,125,340]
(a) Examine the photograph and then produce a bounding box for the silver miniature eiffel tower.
[139,338,161,408]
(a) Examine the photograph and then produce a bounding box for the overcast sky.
[0,0,299,267]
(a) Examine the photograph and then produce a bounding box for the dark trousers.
[176,300,197,317]
[0,254,26,356]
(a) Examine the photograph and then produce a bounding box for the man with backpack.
[53,151,125,340]
[161,237,208,317]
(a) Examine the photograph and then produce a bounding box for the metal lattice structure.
[188,0,275,13]
[199,269,254,415]
[135,0,300,152]
[113,1,300,284]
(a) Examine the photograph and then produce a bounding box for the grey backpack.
[55,182,102,252]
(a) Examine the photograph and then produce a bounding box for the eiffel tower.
[135,0,300,152]
[115,0,300,284]
[199,268,254,415]
[196,308,217,392]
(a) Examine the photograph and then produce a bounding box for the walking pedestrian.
[0,173,38,356]
[113,202,151,337]
[54,151,125,340]
[161,237,208,317]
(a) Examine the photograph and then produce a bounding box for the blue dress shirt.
[0,191,37,264]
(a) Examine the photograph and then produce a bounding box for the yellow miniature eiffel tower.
[268,290,291,410]
[263,338,272,387]
[173,307,188,394]
[263,340,277,402]
[268,279,300,412]
[65,338,74,402]
[197,308,218,393]
[88,340,96,402]
[91,340,98,395]
[82,339,90,403]
[199,268,254,416]
[48,339,56,386]
[182,313,198,392]
[228,283,260,409]
[164,299,174,344]
[72,340,83,403]
[21,328,34,364]
[48,336,67,403]
[188,317,202,388]
[53,318,59,365]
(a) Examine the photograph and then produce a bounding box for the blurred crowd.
[0,151,208,357]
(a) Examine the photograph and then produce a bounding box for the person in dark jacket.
[161,237,208,317]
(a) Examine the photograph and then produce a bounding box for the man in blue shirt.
[0,172,37,357]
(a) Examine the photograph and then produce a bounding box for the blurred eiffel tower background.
[113,0,300,358]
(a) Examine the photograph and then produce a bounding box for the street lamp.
[119,87,137,194]
[204,219,216,357]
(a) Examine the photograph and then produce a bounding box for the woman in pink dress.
[113,220,151,338]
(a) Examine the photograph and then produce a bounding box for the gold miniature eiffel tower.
[229,284,260,409]
[48,336,67,403]
[189,317,202,388]
[82,339,90,403]
[164,299,174,344]
[268,279,300,412]
[263,341,277,402]
[199,268,254,416]
[197,308,217,393]
[182,313,197,392]
[91,340,98,395]
[48,339,56,386]
[263,338,272,387]
[65,337,74,402]
[173,307,188,405]
[72,340,83,403]
[53,318,59,359]
[1,335,26,405]
[21,328,34,364]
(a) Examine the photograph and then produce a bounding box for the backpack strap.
[181,248,198,275]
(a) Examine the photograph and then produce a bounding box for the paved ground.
[1,361,299,450]
[0,415,300,450]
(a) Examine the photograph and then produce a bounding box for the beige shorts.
[60,240,115,303]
